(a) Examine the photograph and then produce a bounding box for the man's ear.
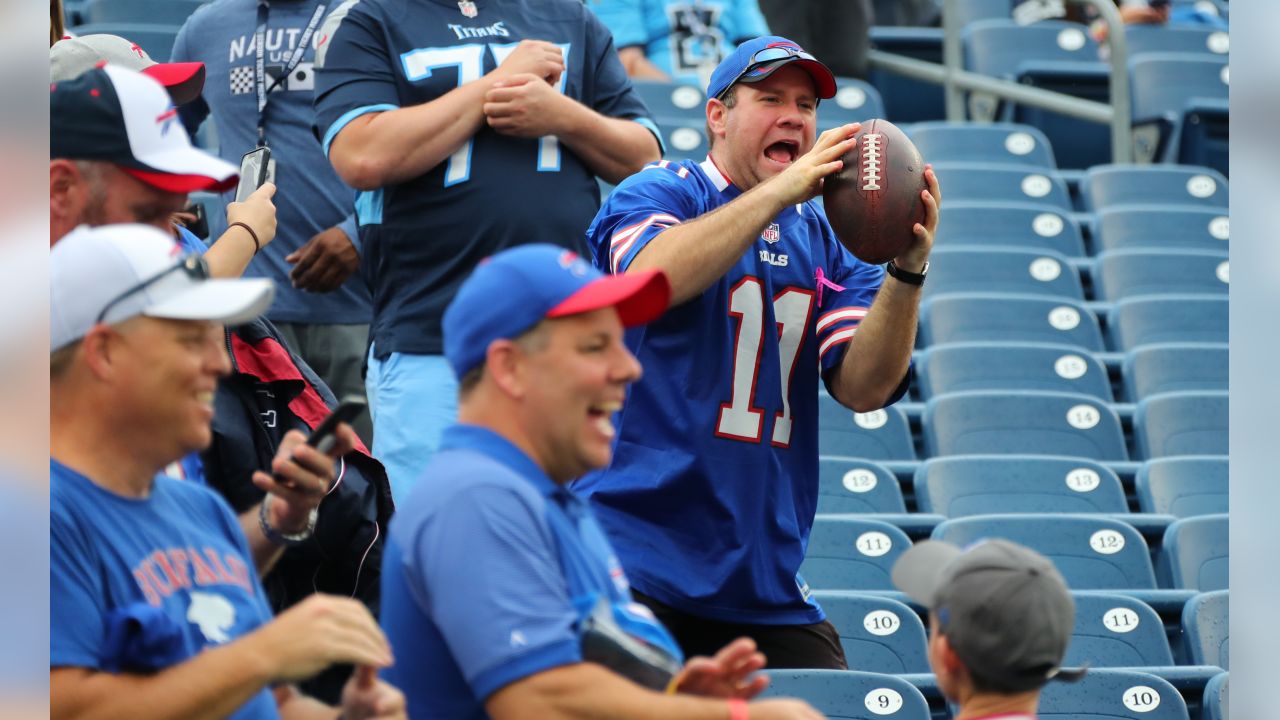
[78,325,121,383]
[50,159,86,242]
[483,339,526,400]
[706,98,729,143]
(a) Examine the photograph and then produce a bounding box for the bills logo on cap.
[559,250,589,277]
[155,106,179,136]
[762,223,781,244]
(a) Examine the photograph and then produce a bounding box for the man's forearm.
[556,101,661,185]
[486,663,735,720]
[627,179,790,304]
[829,274,920,412]
[238,505,286,576]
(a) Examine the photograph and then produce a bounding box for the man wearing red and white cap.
[51,33,207,105]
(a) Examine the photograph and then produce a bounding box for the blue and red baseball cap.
[706,36,837,102]
[442,244,671,379]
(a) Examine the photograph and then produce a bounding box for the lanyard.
[254,0,327,147]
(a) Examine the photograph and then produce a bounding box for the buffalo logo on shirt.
[187,591,237,643]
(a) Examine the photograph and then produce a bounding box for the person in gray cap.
[891,539,1086,719]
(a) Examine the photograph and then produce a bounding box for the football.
[822,119,928,265]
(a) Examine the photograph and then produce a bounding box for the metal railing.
[866,0,1133,163]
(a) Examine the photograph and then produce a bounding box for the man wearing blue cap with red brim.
[576,36,942,667]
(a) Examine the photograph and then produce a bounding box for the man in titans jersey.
[577,36,941,668]
[314,0,662,500]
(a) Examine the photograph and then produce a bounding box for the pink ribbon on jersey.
[815,267,845,306]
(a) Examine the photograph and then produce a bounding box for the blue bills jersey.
[575,157,900,625]
[314,0,660,357]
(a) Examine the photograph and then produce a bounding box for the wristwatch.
[886,260,929,286]
[258,494,318,546]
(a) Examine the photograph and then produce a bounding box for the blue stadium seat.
[1107,295,1228,352]
[1161,515,1228,591]
[817,458,906,514]
[868,27,945,123]
[950,0,1014,27]
[1094,205,1230,252]
[761,670,931,720]
[1123,343,1228,400]
[629,80,705,127]
[1037,668,1189,719]
[818,394,917,460]
[1182,589,1228,669]
[1065,592,1174,667]
[931,163,1072,210]
[906,122,1056,168]
[915,456,1127,516]
[1201,671,1228,720]
[1129,54,1229,173]
[1081,165,1229,211]
[69,23,182,64]
[1136,456,1228,518]
[921,294,1104,350]
[83,0,206,25]
[1093,249,1228,302]
[819,78,886,133]
[938,202,1085,256]
[810,592,930,673]
[801,517,914,591]
[925,247,1084,300]
[1124,26,1230,59]
[660,124,708,161]
[923,391,1128,460]
[932,515,1157,589]
[1135,391,1228,459]
[917,342,1112,401]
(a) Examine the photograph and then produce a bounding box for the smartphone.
[234,146,272,202]
[187,201,209,240]
[307,397,368,454]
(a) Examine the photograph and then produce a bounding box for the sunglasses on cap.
[95,253,211,324]
[715,45,819,100]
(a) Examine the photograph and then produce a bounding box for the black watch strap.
[886,260,928,286]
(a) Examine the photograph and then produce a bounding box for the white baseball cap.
[51,224,275,351]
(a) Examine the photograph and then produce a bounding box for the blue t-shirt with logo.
[50,460,278,719]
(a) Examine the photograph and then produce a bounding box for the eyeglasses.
[715,44,818,100]
[95,253,210,324]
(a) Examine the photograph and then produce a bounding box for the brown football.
[822,119,927,265]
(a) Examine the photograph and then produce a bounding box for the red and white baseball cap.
[51,34,205,106]
[50,64,237,193]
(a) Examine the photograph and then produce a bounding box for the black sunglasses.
[95,254,211,325]
[715,45,819,100]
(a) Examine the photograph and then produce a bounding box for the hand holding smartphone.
[306,397,368,455]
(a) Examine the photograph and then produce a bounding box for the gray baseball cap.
[51,34,205,105]
[892,539,1087,693]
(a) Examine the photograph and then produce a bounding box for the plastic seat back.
[924,391,1128,460]
[1038,668,1190,719]
[810,592,930,673]
[1095,205,1230,252]
[1081,164,1228,211]
[922,294,1104,350]
[817,458,906,514]
[938,202,1085,256]
[1123,343,1228,400]
[818,395,917,460]
[761,670,931,720]
[1094,249,1228,302]
[802,517,914,591]
[932,163,1072,210]
[1135,456,1228,518]
[907,121,1056,168]
[1107,295,1227,352]
[915,456,1127,516]
[1182,589,1228,669]
[918,342,1112,401]
[1162,515,1229,591]
[1065,592,1174,667]
[1135,391,1228,459]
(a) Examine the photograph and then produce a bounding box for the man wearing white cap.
[50,224,406,719]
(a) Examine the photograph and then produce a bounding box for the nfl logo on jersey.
[458,0,478,17]
[761,223,781,244]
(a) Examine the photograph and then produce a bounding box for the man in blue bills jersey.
[314,0,663,500]
[577,35,942,668]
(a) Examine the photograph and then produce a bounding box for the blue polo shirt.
[380,424,682,719]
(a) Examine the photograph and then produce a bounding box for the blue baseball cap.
[706,36,837,102]
[443,244,671,379]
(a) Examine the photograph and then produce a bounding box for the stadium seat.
[1107,295,1228,352]
[1201,671,1228,720]
[1134,391,1228,459]
[925,247,1084,300]
[921,294,1104,350]
[817,458,907,514]
[930,164,1072,210]
[868,27,946,123]
[810,592,930,673]
[1182,589,1228,669]
[937,202,1085,257]
[819,78,886,133]
[949,0,1014,27]
[801,517,914,591]
[923,391,1128,460]
[915,456,1127,516]
[1124,25,1230,59]
[1161,515,1228,591]
[1123,343,1228,400]
[1094,205,1230,253]
[1129,54,1229,173]
[1037,668,1189,719]
[629,80,705,127]
[1093,249,1228,302]
[761,669,931,720]
[69,23,182,64]
[1081,165,1229,211]
[660,124,708,161]
[1135,456,1228,518]
[83,0,207,25]
[906,122,1057,169]
[917,342,1112,401]
[818,394,917,461]
[931,515,1157,589]
[1064,592,1174,667]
